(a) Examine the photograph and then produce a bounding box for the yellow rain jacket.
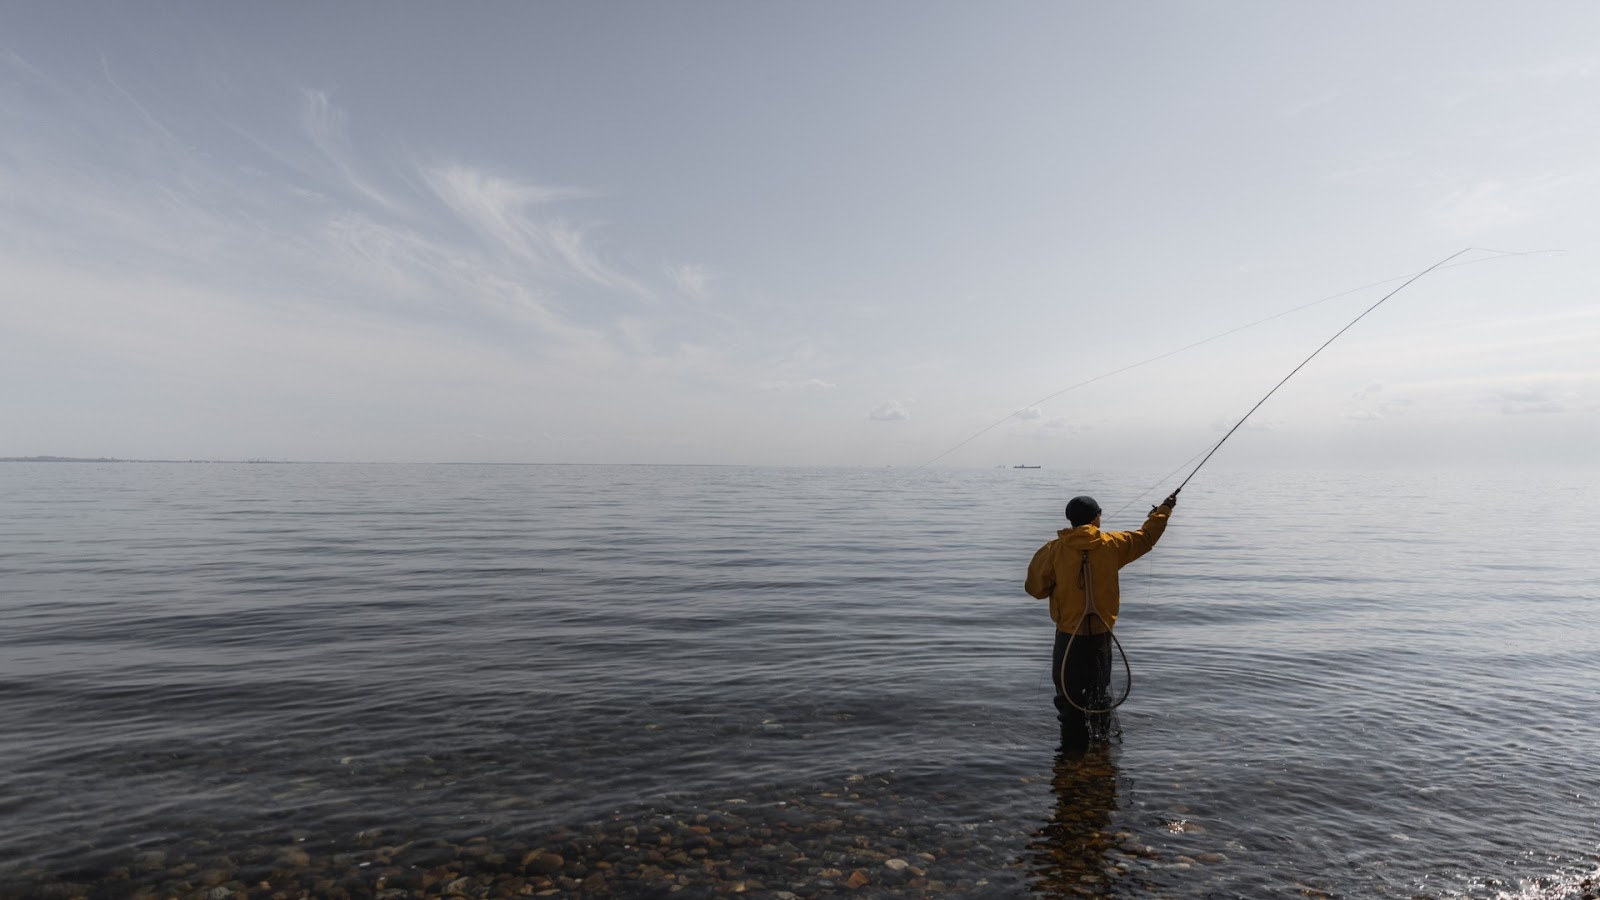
[1025,505,1171,635]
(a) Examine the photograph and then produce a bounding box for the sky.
[3,2,1597,467]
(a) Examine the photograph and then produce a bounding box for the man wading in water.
[1026,492,1177,742]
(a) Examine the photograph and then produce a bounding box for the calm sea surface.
[1,463,1597,898]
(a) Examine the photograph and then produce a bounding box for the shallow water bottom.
[9,736,1600,900]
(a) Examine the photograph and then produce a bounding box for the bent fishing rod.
[1064,247,1478,713]
[916,247,1553,473]
[1105,246,1506,523]
[1167,247,1474,496]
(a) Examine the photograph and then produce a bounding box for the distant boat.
[1013,465,1041,469]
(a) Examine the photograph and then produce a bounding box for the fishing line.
[1101,249,1559,518]
[1171,246,1475,493]
[1105,445,1212,522]
[915,247,1557,470]
[1045,246,1558,719]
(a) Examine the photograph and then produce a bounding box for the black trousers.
[1052,630,1112,739]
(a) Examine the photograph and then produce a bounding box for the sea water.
[1,463,1596,897]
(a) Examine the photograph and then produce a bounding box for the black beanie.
[1065,495,1101,528]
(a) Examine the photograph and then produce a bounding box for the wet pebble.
[278,848,310,867]
[522,850,564,874]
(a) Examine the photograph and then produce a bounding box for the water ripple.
[1,463,1597,897]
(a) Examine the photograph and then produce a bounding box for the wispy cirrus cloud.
[759,377,836,391]
[300,88,407,214]
[667,262,713,300]
[867,399,911,422]
[1280,89,1339,118]
[1493,384,1572,415]
[1478,56,1600,87]
[99,54,182,148]
[1211,416,1279,432]
[0,55,734,413]
[1425,173,1579,236]
[1345,382,1415,422]
[1017,415,1090,439]
[421,162,649,298]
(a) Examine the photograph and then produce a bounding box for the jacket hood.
[1057,524,1103,549]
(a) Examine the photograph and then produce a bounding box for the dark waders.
[1052,630,1112,743]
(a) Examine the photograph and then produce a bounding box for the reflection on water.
[1026,732,1124,897]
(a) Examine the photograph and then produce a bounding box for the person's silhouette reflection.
[1025,731,1123,896]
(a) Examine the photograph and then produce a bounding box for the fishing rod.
[1100,246,1559,520]
[1170,246,1472,496]
[1061,247,1507,716]
[916,247,1555,473]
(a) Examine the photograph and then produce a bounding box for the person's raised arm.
[1113,491,1178,568]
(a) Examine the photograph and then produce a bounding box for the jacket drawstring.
[1057,550,1133,714]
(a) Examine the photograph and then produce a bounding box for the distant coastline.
[0,458,752,467]
[0,456,294,464]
